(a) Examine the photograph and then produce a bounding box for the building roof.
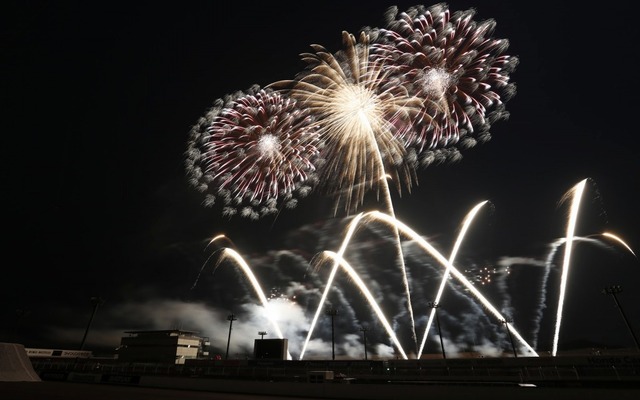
[123,329,200,335]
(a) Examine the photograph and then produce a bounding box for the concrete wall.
[0,343,41,382]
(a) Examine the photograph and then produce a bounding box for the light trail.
[602,232,637,257]
[552,178,587,357]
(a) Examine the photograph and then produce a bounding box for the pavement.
[0,381,317,400]
[3,380,640,400]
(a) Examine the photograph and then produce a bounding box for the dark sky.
[3,1,639,359]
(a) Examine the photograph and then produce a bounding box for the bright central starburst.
[332,84,381,142]
[423,68,452,101]
[257,133,281,159]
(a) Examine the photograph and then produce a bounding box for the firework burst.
[271,31,425,214]
[185,85,322,219]
[368,3,519,164]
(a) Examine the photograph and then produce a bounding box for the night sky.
[3,1,639,359]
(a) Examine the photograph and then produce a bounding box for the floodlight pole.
[602,285,640,351]
[225,313,237,360]
[258,331,267,340]
[501,318,518,358]
[80,297,104,350]
[326,308,338,360]
[360,326,368,360]
[428,301,446,360]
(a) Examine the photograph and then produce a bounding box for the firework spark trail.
[218,248,293,360]
[602,232,637,257]
[363,211,538,356]
[272,30,424,353]
[418,200,489,357]
[315,251,408,359]
[552,179,587,357]
[191,234,236,290]
[369,3,518,158]
[185,85,321,219]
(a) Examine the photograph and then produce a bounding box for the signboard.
[26,348,92,358]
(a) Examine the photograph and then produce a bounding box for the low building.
[117,329,209,364]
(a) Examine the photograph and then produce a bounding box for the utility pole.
[80,297,104,350]
[501,318,518,358]
[360,326,368,360]
[428,301,446,360]
[602,285,640,351]
[325,308,338,360]
[225,313,237,360]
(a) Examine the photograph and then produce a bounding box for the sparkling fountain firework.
[212,205,539,360]
[200,178,636,360]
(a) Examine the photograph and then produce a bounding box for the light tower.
[225,313,237,360]
[501,318,518,358]
[80,296,104,350]
[602,285,640,351]
[427,301,446,360]
[325,307,338,360]
[360,326,368,360]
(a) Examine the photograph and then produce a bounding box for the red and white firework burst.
[185,85,322,219]
[369,3,519,165]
